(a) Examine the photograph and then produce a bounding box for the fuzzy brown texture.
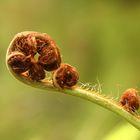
[53,64,79,88]
[120,88,140,112]
[36,35,61,71]
[38,47,61,71]
[28,63,45,81]
[7,53,31,74]
[12,35,36,56]
[36,37,50,54]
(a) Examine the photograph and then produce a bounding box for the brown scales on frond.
[7,31,62,82]
[120,88,140,112]
[53,64,79,89]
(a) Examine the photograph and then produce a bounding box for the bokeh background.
[0,0,140,140]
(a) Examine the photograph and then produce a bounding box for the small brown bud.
[13,35,36,56]
[38,47,61,71]
[7,52,31,74]
[28,62,46,81]
[53,64,79,88]
[120,88,140,112]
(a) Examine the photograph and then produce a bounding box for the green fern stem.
[10,71,140,131]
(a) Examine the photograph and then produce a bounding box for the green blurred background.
[0,0,140,139]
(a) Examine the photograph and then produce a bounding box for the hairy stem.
[11,72,140,130]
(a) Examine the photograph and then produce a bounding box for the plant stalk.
[11,72,140,130]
